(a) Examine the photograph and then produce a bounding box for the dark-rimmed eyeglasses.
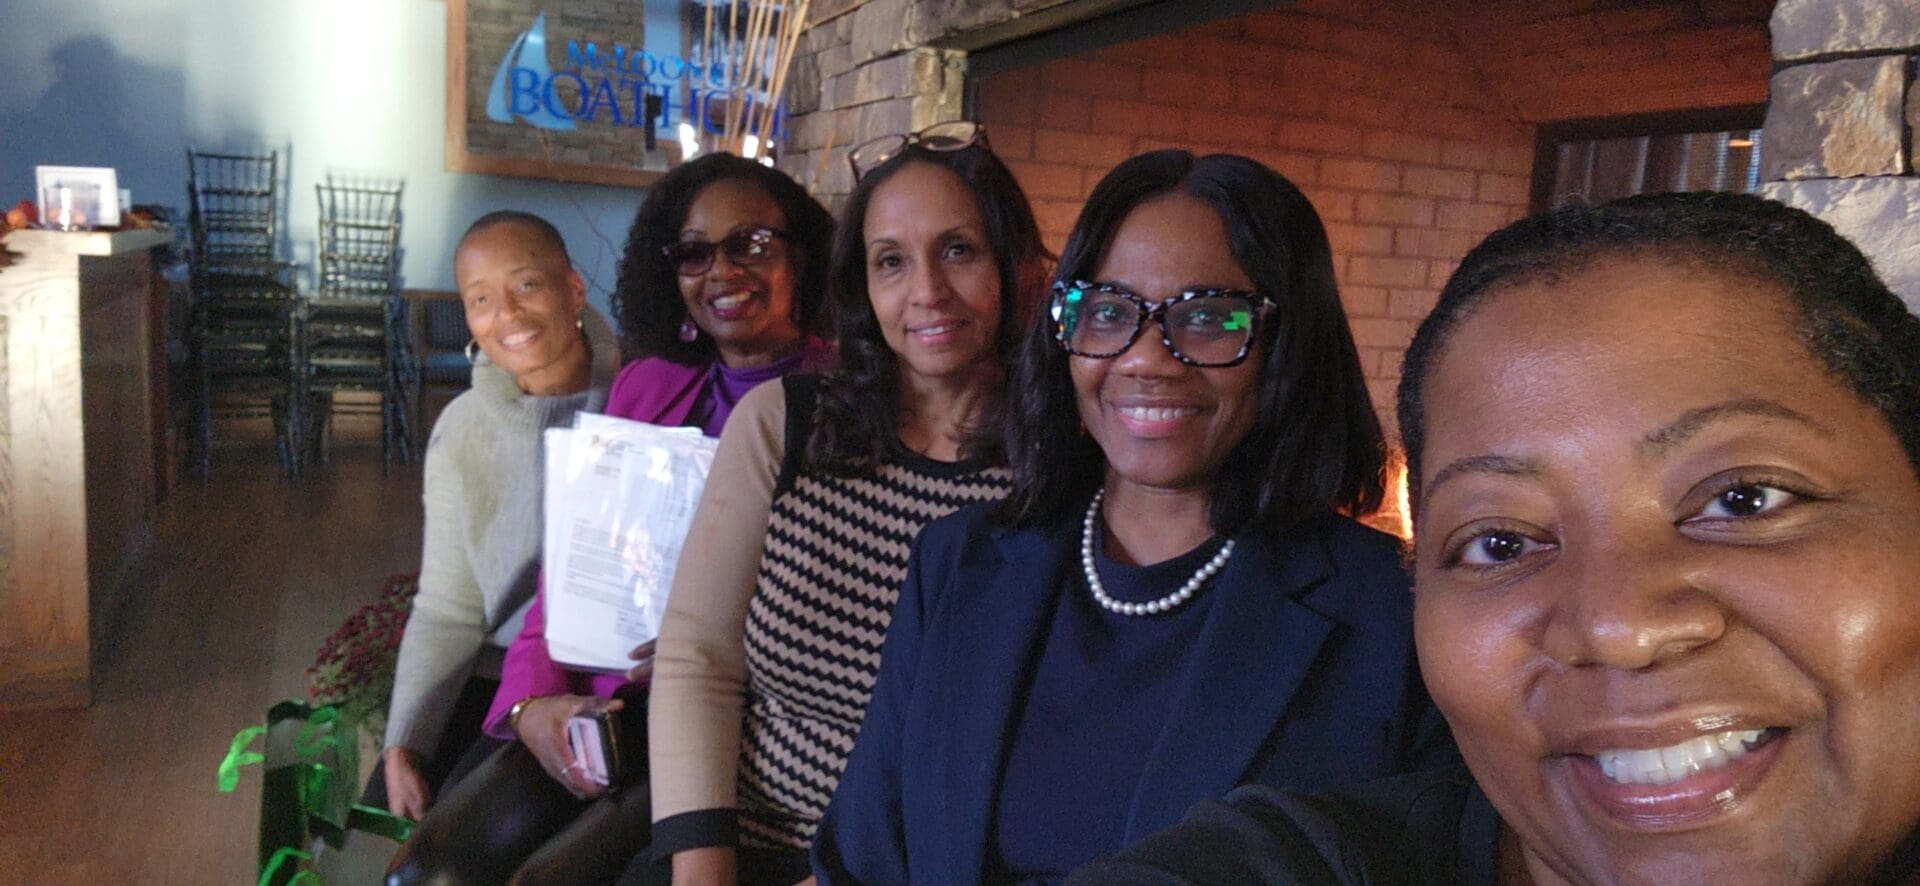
[1050,279,1272,368]
[848,121,988,181]
[662,226,789,277]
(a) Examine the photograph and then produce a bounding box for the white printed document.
[542,414,717,671]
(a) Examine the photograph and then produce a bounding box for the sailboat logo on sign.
[487,12,577,131]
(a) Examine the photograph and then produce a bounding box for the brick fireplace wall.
[780,0,1779,445]
[974,3,1533,424]
[970,0,1772,431]
[1450,0,1773,122]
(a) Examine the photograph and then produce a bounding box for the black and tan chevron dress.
[734,453,1010,850]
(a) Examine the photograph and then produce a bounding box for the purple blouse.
[481,338,833,739]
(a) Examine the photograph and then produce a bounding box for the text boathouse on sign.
[488,10,789,150]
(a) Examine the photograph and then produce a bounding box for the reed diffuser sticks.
[690,0,814,162]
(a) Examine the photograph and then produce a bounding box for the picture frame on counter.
[35,166,120,231]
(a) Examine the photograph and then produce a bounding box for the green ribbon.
[228,699,414,884]
[294,707,342,758]
[258,847,320,886]
[219,725,268,792]
[348,803,414,843]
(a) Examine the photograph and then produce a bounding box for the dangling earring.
[678,320,699,343]
[464,339,480,364]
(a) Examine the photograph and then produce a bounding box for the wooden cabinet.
[0,228,167,709]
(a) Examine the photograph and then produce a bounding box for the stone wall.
[1759,0,1920,312]
[780,0,1084,205]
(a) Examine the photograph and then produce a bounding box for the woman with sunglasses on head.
[388,154,834,885]
[810,150,1454,885]
[628,122,1047,886]
[1073,193,1920,885]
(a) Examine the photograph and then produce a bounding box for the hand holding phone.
[566,707,626,788]
[517,694,619,798]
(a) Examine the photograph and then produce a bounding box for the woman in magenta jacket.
[389,153,833,885]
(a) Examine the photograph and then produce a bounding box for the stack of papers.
[542,413,718,672]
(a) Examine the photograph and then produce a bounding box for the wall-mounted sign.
[448,0,790,187]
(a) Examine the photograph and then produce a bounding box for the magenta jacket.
[482,340,831,739]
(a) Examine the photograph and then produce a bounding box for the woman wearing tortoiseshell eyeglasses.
[811,150,1456,885]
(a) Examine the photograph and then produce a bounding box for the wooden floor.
[0,440,425,884]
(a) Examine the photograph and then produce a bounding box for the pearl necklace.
[1081,489,1235,617]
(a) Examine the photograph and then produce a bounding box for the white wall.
[0,0,642,312]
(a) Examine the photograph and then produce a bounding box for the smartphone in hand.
[566,708,625,787]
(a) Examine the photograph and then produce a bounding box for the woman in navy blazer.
[812,151,1454,884]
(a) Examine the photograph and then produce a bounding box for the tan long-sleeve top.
[648,378,1011,854]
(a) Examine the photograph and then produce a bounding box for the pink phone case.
[566,713,614,786]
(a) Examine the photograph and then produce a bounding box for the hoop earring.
[678,320,699,343]
[465,339,480,364]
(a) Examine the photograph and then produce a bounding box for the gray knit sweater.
[385,308,623,754]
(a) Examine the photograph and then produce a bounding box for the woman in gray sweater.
[376,210,624,820]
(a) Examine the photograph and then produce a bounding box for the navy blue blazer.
[812,503,1455,884]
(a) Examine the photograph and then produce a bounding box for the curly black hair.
[612,153,834,364]
[1396,190,1920,517]
[993,150,1387,537]
[807,142,1050,474]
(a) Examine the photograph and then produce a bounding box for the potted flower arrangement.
[305,573,418,742]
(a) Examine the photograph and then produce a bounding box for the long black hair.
[807,142,1049,473]
[994,149,1387,537]
[612,153,834,364]
[1397,191,1920,519]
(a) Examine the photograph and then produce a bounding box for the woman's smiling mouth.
[1564,725,1790,830]
[1112,402,1205,437]
[907,319,969,345]
[1592,728,1778,786]
[707,288,763,320]
[498,328,541,350]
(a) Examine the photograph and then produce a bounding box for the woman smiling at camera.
[378,211,624,828]
[810,150,1453,885]
[1073,191,1920,885]
[633,124,1047,886]
[389,155,834,885]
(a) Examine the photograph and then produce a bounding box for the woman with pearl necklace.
[810,150,1457,885]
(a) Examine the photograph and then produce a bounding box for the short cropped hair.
[458,210,571,262]
[1396,191,1920,512]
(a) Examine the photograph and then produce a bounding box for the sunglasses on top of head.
[662,226,790,277]
[1050,279,1273,368]
[848,121,988,181]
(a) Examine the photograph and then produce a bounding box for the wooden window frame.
[1528,105,1767,213]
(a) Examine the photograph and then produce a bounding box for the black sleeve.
[1068,769,1489,886]
[773,373,820,497]
[1066,786,1363,886]
[648,809,738,859]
